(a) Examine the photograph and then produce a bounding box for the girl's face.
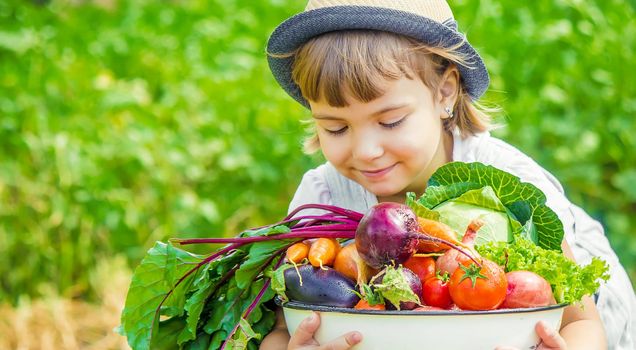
[309,76,453,202]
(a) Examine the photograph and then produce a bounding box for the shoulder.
[287,162,378,215]
[287,163,333,214]
[454,131,567,195]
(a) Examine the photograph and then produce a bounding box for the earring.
[444,106,454,119]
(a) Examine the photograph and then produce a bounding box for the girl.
[261,1,635,349]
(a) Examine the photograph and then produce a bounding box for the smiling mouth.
[359,164,396,179]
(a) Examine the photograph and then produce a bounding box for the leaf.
[205,278,277,350]
[178,252,245,345]
[405,192,439,220]
[149,316,188,350]
[373,266,421,310]
[225,318,261,349]
[431,187,523,245]
[270,263,294,302]
[240,224,291,238]
[477,237,610,304]
[416,182,483,208]
[120,242,205,350]
[423,162,564,251]
[235,240,292,289]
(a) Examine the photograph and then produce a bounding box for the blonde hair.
[287,30,495,154]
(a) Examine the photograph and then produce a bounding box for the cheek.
[392,120,442,158]
[317,134,349,164]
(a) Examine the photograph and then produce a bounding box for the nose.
[351,130,384,162]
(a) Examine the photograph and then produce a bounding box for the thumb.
[535,321,566,349]
[288,312,321,348]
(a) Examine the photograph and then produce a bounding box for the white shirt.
[288,130,636,350]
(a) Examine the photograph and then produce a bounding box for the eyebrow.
[312,104,408,120]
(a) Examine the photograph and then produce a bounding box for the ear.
[437,65,460,108]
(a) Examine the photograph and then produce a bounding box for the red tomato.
[449,259,507,311]
[402,256,436,286]
[423,273,452,309]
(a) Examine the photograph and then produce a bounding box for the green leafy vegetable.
[477,237,610,304]
[270,263,294,302]
[120,203,363,349]
[372,266,421,310]
[408,162,564,250]
[119,239,283,350]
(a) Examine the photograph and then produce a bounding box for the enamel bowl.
[280,300,567,350]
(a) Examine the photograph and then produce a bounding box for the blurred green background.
[0,0,634,304]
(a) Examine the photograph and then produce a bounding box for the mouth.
[359,164,397,179]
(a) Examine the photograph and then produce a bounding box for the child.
[260,1,636,349]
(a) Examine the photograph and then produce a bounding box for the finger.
[288,312,321,347]
[535,321,567,349]
[319,331,363,350]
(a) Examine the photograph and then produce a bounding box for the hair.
[286,30,496,154]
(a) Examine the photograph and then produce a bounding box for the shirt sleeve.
[287,164,333,216]
[470,136,577,244]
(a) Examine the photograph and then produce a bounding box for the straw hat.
[267,0,489,108]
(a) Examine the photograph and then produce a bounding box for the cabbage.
[407,162,564,251]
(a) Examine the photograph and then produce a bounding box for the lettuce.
[477,237,610,304]
[407,162,564,251]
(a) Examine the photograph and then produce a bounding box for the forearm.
[560,319,607,350]
[556,243,607,349]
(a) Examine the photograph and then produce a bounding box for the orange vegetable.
[402,256,436,284]
[285,241,310,264]
[416,217,464,253]
[308,238,340,268]
[334,243,360,281]
[354,299,386,310]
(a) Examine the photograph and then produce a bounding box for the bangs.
[291,31,433,107]
[289,30,488,155]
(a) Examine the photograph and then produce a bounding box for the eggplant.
[284,264,360,308]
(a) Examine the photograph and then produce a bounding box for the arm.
[496,240,606,350]
[554,240,607,350]
[260,308,290,350]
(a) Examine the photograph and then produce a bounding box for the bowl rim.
[276,297,568,316]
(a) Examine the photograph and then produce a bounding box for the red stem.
[409,232,481,267]
[172,230,355,246]
[284,203,363,221]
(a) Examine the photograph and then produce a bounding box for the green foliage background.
[0,0,634,303]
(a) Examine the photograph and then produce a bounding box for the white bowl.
[280,300,566,350]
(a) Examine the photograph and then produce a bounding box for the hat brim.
[267,6,489,108]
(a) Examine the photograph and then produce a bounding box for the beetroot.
[355,203,419,269]
[356,203,479,270]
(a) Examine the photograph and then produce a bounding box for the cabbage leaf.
[408,162,564,250]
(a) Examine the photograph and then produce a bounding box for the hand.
[287,312,363,350]
[495,321,567,350]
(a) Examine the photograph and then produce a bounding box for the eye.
[324,126,348,135]
[380,116,406,129]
